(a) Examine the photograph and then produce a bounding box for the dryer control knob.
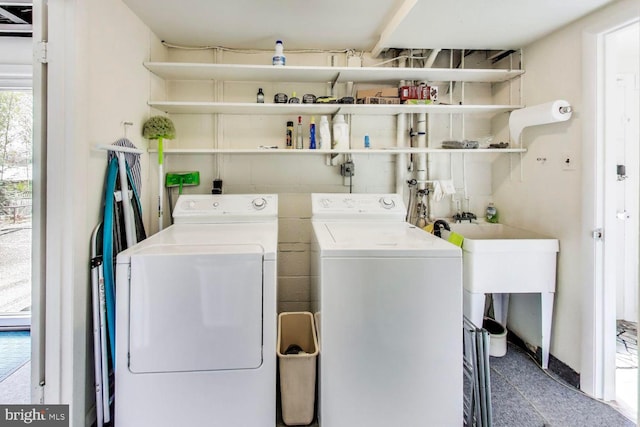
[252,198,267,210]
[379,197,395,209]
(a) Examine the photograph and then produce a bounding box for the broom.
[143,116,176,231]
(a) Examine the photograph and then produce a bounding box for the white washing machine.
[115,194,278,427]
[311,193,463,427]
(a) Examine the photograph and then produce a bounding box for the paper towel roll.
[509,100,572,142]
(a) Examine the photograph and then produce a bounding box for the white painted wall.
[47,1,159,424]
[492,0,639,372]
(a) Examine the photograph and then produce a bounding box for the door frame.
[581,7,640,399]
[31,0,47,404]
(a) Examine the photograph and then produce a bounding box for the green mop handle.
[158,137,164,165]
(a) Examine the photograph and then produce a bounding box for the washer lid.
[314,221,461,257]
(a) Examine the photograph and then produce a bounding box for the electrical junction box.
[340,161,355,177]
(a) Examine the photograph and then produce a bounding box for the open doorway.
[604,21,640,420]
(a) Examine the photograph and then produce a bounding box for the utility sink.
[444,222,559,369]
[447,222,559,293]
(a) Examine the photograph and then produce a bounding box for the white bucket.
[483,317,507,357]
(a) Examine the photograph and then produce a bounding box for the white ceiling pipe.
[416,113,427,191]
[423,48,441,68]
[396,54,408,197]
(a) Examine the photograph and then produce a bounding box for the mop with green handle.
[143,116,176,232]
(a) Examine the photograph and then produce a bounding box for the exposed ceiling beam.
[0,23,31,32]
[370,0,417,58]
[0,6,27,24]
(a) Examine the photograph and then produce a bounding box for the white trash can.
[277,312,319,426]
[483,317,507,357]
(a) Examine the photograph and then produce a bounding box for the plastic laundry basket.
[483,317,507,357]
[277,312,319,426]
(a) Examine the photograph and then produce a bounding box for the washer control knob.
[212,202,219,208]
[379,197,395,209]
[321,198,331,208]
[186,200,196,209]
[252,197,267,210]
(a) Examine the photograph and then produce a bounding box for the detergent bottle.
[486,203,499,223]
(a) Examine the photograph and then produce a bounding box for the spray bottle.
[296,116,303,149]
[309,116,316,149]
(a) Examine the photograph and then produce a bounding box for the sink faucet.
[453,212,477,223]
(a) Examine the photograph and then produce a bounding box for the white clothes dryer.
[115,194,277,427]
[311,193,463,427]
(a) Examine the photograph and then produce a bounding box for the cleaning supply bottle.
[332,114,349,151]
[331,114,349,165]
[364,134,370,149]
[273,40,285,66]
[296,116,303,149]
[486,203,499,223]
[286,121,294,149]
[309,116,316,149]
[256,88,264,103]
[318,116,331,150]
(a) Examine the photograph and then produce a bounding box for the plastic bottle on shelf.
[364,134,370,149]
[256,88,264,103]
[318,116,331,150]
[309,116,316,149]
[332,114,349,151]
[296,116,303,149]
[273,40,285,66]
[486,203,499,223]
[331,114,349,165]
[286,121,294,149]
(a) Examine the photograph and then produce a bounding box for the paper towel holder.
[509,100,574,143]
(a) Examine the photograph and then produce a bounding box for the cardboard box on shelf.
[356,87,399,99]
[357,96,401,105]
[399,85,429,100]
[429,86,438,102]
[402,99,433,105]
[398,85,439,101]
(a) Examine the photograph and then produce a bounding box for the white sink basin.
[447,223,559,293]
